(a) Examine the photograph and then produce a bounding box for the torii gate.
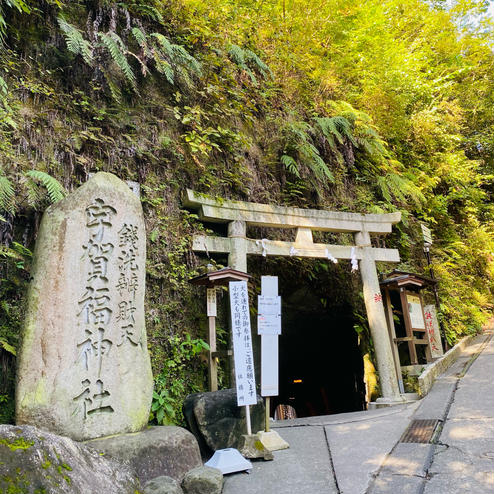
[185,189,403,402]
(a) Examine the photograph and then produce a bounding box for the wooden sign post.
[258,276,281,432]
[206,288,218,391]
[189,267,251,392]
[229,280,256,435]
[257,276,289,450]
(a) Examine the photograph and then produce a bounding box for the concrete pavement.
[423,330,494,494]
[222,327,493,494]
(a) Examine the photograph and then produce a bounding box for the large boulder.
[16,172,153,441]
[183,388,264,456]
[86,426,202,483]
[0,424,140,494]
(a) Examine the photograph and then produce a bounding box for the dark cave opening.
[270,283,366,418]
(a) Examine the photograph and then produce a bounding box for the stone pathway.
[423,331,494,494]
[222,328,493,494]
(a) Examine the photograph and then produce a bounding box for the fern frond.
[25,170,66,204]
[378,173,425,205]
[228,44,269,83]
[153,53,174,84]
[131,27,149,53]
[151,33,174,57]
[315,116,356,147]
[227,44,246,67]
[98,32,136,88]
[58,16,93,65]
[171,44,201,74]
[0,174,15,214]
[300,143,335,182]
[151,33,201,84]
[281,155,300,178]
[24,178,42,208]
[244,48,271,78]
[132,5,164,24]
[101,69,122,102]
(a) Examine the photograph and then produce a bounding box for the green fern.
[25,170,66,204]
[377,173,425,205]
[315,116,356,149]
[131,27,149,54]
[131,4,164,24]
[244,48,271,78]
[299,142,334,182]
[151,33,201,86]
[281,120,335,183]
[58,17,93,65]
[227,44,269,83]
[281,155,300,178]
[0,174,15,214]
[98,32,136,88]
[153,54,175,84]
[101,68,122,103]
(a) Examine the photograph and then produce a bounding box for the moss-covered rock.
[0,424,141,494]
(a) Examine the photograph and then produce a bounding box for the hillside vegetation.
[0,0,492,423]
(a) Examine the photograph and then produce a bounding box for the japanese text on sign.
[407,294,425,329]
[207,288,217,317]
[229,281,257,407]
[424,304,443,358]
[257,295,281,335]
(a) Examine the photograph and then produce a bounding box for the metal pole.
[423,245,449,350]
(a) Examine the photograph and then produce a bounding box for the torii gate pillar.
[355,231,401,401]
[228,220,247,272]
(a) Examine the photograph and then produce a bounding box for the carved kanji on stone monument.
[16,173,153,441]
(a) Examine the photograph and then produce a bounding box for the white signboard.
[229,281,257,407]
[407,294,425,329]
[257,295,281,335]
[424,304,444,358]
[206,288,217,317]
[259,276,280,397]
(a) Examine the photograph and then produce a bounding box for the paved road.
[222,328,493,494]
[423,332,494,493]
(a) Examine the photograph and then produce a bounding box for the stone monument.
[16,172,153,441]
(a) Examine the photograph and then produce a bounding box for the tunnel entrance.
[252,257,367,419]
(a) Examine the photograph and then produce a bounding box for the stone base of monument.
[237,433,274,460]
[368,393,420,409]
[256,430,290,452]
[85,425,202,484]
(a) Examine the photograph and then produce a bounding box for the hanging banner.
[407,294,425,329]
[229,281,257,407]
[257,295,281,335]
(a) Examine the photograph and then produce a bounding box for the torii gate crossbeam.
[185,189,404,403]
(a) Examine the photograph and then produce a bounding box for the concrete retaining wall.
[418,334,476,397]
